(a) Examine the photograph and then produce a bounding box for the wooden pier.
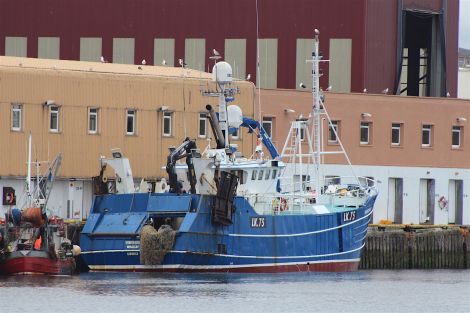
[360,225,470,269]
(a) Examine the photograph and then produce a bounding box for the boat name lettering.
[127,252,139,256]
[125,240,140,244]
[251,217,266,228]
[343,211,356,222]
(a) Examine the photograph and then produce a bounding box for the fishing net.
[140,224,176,265]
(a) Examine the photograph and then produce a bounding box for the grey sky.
[460,0,470,49]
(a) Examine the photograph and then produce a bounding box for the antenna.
[255,0,262,124]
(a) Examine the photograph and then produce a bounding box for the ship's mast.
[312,29,322,197]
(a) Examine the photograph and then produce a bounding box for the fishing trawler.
[0,136,77,275]
[80,30,377,272]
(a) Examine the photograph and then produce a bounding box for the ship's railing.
[246,175,377,215]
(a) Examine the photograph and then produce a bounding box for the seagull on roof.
[141,59,146,65]
[363,88,367,93]
[446,92,451,97]
[246,73,251,81]
[100,56,105,63]
[213,49,220,56]
[162,59,167,66]
[382,88,389,94]
[326,85,332,91]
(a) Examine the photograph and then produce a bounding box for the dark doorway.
[397,9,447,97]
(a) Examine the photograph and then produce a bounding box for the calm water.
[1,270,469,313]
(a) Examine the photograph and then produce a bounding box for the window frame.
[198,112,207,138]
[262,116,273,138]
[88,107,99,134]
[126,109,136,135]
[163,111,173,136]
[421,124,433,147]
[328,120,339,143]
[360,121,371,145]
[49,105,60,133]
[391,123,402,146]
[452,125,462,148]
[11,103,22,132]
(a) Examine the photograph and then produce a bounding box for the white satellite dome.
[227,105,243,128]
[212,61,233,83]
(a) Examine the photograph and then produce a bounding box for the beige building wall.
[0,56,255,179]
[258,89,470,169]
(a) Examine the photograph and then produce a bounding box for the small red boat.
[0,250,76,275]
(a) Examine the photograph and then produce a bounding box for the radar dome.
[227,105,243,128]
[212,61,233,83]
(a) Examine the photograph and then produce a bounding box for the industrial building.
[0,0,459,96]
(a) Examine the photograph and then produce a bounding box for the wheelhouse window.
[452,126,462,148]
[258,170,264,180]
[231,128,240,140]
[272,169,277,179]
[251,170,257,180]
[265,169,271,180]
[391,123,402,146]
[49,105,60,132]
[198,112,206,137]
[360,122,371,145]
[126,109,136,135]
[11,103,22,131]
[328,120,339,143]
[262,117,273,138]
[422,124,432,147]
[163,112,172,136]
[88,107,99,134]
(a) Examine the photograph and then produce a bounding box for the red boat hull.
[0,251,76,275]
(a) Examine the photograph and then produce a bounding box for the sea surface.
[0,270,469,313]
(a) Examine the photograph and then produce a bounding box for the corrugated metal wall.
[0,60,255,179]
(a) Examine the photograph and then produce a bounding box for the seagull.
[314,28,320,35]
[382,88,389,94]
[325,85,332,91]
[178,58,186,67]
[213,49,220,56]
[446,92,451,97]
[100,56,105,63]
[363,88,367,93]
[246,73,251,81]
[299,83,306,89]
[141,59,146,65]
[138,66,142,70]
[162,59,167,66]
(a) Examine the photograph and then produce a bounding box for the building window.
[262,117,273,138]
[422,124,432,147]
[360,122,371,145]
[126,109,136,135]
[198,113,206,137]
[88,107,99,134]
[452,126,462,148]
[328,120,339,143]
[11,104,22,131]
[49,105,60,132]
[163,112,172,136]
[391,123,402,146]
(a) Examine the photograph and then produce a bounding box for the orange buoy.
[22,207,45,227]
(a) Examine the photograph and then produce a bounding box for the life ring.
[280,198,288,211]
[438,196,448,209]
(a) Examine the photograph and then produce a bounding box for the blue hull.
[80,193,375,272]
